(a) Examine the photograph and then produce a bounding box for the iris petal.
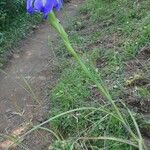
[54,0,63,11]
[26,0,34,14]
[42,0,55,16]
[26,0,63,18]
[34,0,43,11]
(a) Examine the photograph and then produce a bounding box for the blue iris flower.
[26,0,63,18]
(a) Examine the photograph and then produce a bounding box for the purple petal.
[26,0,63,18]
[34,0,55,16]
[54,0,63,11]
[26,0,35,14]
[34,0,44,11]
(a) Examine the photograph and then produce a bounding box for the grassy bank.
[48,0,150,149]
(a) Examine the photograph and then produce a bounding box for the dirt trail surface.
[0,1,83,149]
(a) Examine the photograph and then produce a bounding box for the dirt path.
[0,1,83,149]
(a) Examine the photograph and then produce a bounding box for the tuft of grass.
[46,0,150,149]
[48,0,150,149]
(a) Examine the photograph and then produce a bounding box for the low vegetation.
[48,0,150,149]
[1,0,149,149]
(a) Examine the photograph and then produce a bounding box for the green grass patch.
[48,0,150,149]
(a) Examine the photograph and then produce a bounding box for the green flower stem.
[48,12,138,141]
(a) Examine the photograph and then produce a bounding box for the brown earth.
[0,1,83,150]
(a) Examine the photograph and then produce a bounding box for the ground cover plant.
[46,0,150,149]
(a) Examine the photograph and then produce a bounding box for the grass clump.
[47,0,150,149]
[49,62,140,149]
